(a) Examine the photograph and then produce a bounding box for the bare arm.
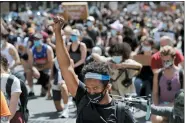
[153,72,159,105]
[49,60,54,82]
[47,38,56,50]
[27,49,34,68]
[92,53,110,62]
[9,46,21,69]
[152,69,158,74]
[119,61,142,70]
[48,61,54,93]
[9,92,21,120]
[54,16,79,97]
[74,43,87,68]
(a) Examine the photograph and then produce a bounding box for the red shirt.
[151,50,184,69]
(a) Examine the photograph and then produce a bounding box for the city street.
[27,84,151,123]
[14,65,152,123]
[1,1,183,123]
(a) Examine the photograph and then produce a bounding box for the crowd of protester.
[0,2,184,123]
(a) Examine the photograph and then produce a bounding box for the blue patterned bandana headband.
[85,72,110,81]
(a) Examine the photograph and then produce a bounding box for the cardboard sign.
[1,2,9,14]
[133,55,152,66]
[61,2,88,21]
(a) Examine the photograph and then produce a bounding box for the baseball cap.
[71,29,80,36]
[33,33,43,40]
[92,46,102,56]
[87,16,95,22]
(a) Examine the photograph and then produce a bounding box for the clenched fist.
[52,16,65,32]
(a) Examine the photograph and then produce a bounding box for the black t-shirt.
[81,36,95,57]
[75,82,135,123]
[86,29,99,44]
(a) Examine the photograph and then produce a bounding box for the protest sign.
[1,2,9,14]
[133,55,152,66]
[61,2,88,21]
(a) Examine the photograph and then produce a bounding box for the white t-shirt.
[0,73,22,110]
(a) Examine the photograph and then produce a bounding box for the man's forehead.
[85,78,102,85]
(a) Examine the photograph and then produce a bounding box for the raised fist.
[52,16,65,31]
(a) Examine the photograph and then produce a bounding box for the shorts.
[37,70,50,90]
[19,53,29,61]
[52,90,62,101]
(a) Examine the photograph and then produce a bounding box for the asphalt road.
[27,84,151,123]
[14,65,151,123]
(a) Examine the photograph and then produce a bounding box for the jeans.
[134,77,152,96]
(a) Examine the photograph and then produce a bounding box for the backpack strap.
[110,69,125,82]
[179,69,184,88]
[116,102,125,123]
[77,95,88,116]
[158,69,163,96]
[6,75,14,98]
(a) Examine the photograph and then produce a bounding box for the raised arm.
[54,16,79,97]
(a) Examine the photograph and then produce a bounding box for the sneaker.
[28,92,35,97]
[60,108,69,118]
[40,92,46,97]
[40,88,47,97]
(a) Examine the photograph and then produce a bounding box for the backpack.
[6,74,29,122]
[116,101,126,123]
[158,69,184,96]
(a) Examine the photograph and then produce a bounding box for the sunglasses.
[167,80,172,91]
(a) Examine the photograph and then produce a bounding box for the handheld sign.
[61,2,89,21]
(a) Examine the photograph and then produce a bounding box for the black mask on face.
[86,86,107,104]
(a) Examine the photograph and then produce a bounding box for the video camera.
[111,94,152,120]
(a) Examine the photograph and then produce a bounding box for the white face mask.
[142,46,151,52]
[163,60,173,68]
[112,56,122,64]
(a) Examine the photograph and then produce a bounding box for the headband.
[85,72,110,81]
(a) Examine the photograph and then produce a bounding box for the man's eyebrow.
[85,85,98,88]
